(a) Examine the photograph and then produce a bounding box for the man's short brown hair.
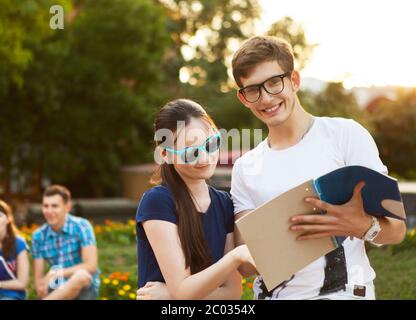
[43,185,71,203]
[232,36,294,88]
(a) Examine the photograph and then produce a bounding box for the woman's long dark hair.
[0,200,19,260]
[151,99,216,274]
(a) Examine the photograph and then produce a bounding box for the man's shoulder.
[315,116,356,130]
[67,214,93,230]
[31,223,50,240]
[313,116,366,140]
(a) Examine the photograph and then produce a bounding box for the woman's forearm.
[0,279,28,291]
[202,271,242,300]
[171,248,243,300]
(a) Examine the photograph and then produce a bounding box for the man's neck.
[267,104,314,150]
[51,215,67,232]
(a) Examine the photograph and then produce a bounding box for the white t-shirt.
[231,116,387,300]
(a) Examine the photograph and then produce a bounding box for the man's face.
[237,60,300,128]
[42,195,70,229]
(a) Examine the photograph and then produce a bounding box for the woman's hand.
[136,281,172,300]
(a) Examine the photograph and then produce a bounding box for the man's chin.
[46,219,57,226]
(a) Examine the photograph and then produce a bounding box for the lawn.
[22,222,416,299]
[97,242,416,300]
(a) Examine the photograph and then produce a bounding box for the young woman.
[135,99,254,300]
[0,200,30,300]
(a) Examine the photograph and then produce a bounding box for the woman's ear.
[155,146,170,165]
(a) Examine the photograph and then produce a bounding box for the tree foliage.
[370,89,416,179]
[0,0,170,196]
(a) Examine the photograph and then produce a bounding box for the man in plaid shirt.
[32,185,100,300]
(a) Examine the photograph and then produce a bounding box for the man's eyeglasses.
[239,71,292,103]
[165,132,221,164]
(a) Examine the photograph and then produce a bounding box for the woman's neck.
[0,230,5,246]
[181,177,208,197]
[179,176,210,212]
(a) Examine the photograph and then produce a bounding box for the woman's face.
[0,210,10,237]
[166,118,220,182]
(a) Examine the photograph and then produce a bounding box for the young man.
[32,185,100,300]
[230,36,406,300]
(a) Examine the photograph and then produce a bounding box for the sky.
[258,0,416,88]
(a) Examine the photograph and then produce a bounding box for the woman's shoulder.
[139,185,174,204]
[136,185,176,222]
[144,184,173,197]
[15,236,29,254]
[209,186,233,207]
[209,185,230,198]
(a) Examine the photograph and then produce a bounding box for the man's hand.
[36,279,49,298]
[290,181,372,240]
[136,281,172,300]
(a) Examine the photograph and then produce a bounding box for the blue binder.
[311,165,406,244]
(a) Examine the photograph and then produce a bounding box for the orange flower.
[248,282,253,289]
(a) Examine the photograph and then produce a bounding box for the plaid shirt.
[31,214,100,289]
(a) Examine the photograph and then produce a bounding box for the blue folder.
[311,165,406,244]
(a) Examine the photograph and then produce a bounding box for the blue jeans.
[0,295,22,300]
[48,284,99,300]
[75,285,99,300]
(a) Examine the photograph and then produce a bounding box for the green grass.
[368,247,416,299]
[97,242,416,300]
[98,242,137,276]
[27,241,416,299]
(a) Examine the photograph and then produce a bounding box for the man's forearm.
[372,216,407,244]
[62,262,96,278]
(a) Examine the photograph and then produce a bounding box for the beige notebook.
[236,180,338,291]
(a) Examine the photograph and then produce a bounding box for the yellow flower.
[129,293,136,300]
[241,279,247,285]
[103,278,110,284]
[101,297,108,300]
[118,290,125,296]
[128,219,136,226]
[123,285,131,291]
[112,280,119,286]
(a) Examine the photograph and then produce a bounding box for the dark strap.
[319,246,348,296]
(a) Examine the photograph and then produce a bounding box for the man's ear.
[66,200,72,213]
[290,70,301,92]
[237,91,251,109]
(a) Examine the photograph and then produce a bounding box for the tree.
[370,89,416,179]
[267,16,316,71]
[0,0,170,197]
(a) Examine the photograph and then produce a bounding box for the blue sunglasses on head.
[165,132,222,164]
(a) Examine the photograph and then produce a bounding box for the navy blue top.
[0,236,29,299]
[136,185,234,288]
